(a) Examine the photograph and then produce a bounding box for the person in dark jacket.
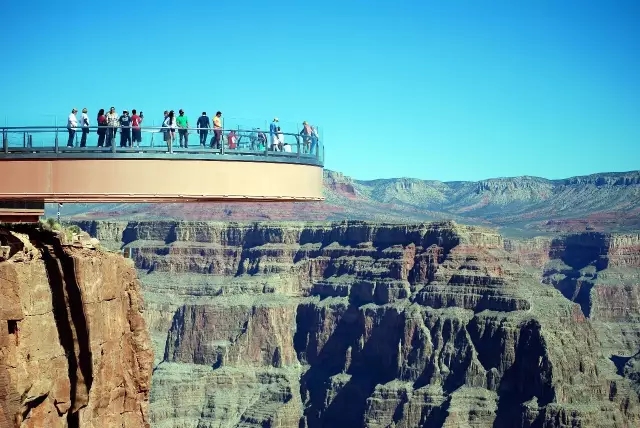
[196,112,210,146]
[96,109,107,147]
[119,110,132,147]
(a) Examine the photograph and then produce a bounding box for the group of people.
[66,108,320,154]
[67,107,143,148]
[160,110,222,150]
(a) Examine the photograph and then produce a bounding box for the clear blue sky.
[1,0,638,181]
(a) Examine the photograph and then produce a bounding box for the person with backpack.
[196,112,210,146]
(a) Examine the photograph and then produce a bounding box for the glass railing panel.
[1,125,324,164]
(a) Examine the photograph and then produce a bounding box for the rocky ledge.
[0,226,153,428]
[77,220,640,427]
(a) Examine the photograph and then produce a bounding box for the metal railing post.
[297,136,301,159]
[3,129,7,153]
[23,132,26,147]
[55,127,59,153]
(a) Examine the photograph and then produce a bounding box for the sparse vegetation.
[41,217,62,231]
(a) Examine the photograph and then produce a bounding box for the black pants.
[107,127,117,146]
[80,128,89,147]
[132,129,142,144]
[199,130,208,146]
[179,129,188,147]
[97,132,106,147]
[120,130,131,147]
[212,129,222,148]
[67,129,75,147]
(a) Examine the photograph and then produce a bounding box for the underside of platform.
[0,157,324,203]
[0,201,45,223]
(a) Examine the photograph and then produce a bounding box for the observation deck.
[0,125,325,221]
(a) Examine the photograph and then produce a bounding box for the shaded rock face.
[0,227,153,428]
[79,220,640,428]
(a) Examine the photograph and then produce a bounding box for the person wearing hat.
[269,117,279,151]
[119,110,132,147]
[67,108,78,147]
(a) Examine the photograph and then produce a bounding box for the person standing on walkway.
[67,108,78,147]
[270,117,279,150]
[196,112,210,146]
[276,126,284,151]
[106,107,119,147]
[80,108,90,147]
[300,121,312,153]
[176,109,189,148]
[131,109,143,148]
[119,110,132,147]
[212,111,222,149]
[163,110,177,152]
[96,109,107,147]
[311,126,319,155]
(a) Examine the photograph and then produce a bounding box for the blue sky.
[1,0,638,182]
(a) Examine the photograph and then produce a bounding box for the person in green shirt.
[176,109,190,148]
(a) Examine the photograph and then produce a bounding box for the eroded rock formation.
[0,226,153,428]
[77,220,640,427]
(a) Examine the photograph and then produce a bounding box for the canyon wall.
[0,226,153,428]
[77,220,640,427]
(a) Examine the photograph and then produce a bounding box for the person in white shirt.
[283,142,292,152]
[80,108,90,147]
[67,108,78,147]
[276,126,284,151]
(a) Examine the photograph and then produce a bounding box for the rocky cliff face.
[76,220,640,427]
[0,226,153,428]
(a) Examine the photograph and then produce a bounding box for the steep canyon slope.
[54,170,640,234]
[0,226,153,428]
[78,220,640,427]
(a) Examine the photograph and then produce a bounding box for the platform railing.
[0,125,324,165]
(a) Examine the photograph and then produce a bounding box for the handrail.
[0,124,324,165]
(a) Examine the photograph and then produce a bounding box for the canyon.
[70,220,640,427]
[0,226,153,427]
[53,169,640,234]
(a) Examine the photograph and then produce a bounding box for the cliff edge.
[0,226,153,428]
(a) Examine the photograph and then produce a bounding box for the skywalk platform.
[1,125,325,221]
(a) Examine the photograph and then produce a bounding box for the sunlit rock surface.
[0,226,153,428]
[77,220,640,427]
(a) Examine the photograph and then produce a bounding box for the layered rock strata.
[0,226,153,428]
[78,220,640,427]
